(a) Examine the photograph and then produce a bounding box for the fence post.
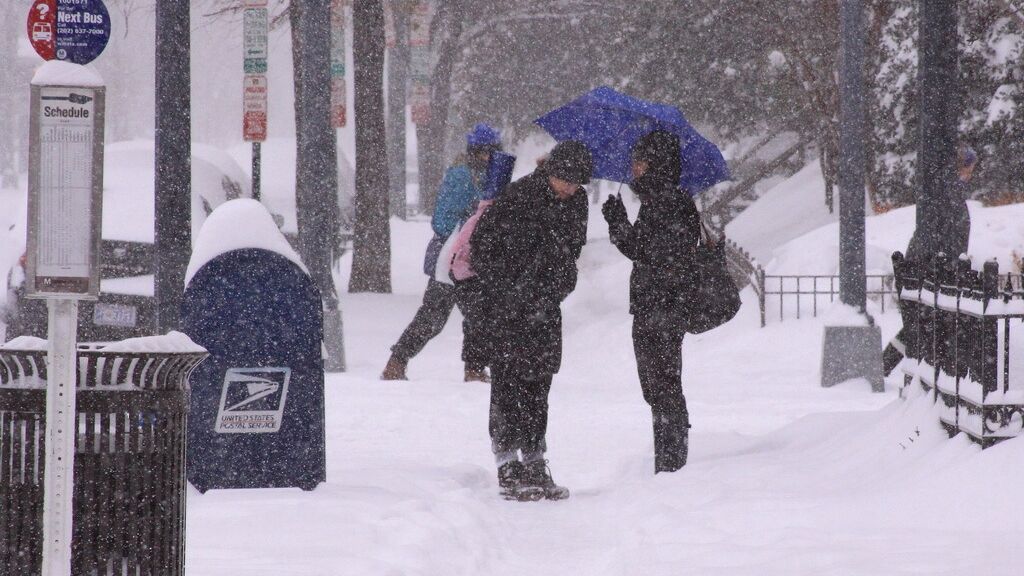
[953,257,972,432]
[758,267,766,328]
[981,260,1000,398]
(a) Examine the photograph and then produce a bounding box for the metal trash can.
[0,340,207,576]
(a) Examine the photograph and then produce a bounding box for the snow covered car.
[4,140,251,342]
[229,137,357,241]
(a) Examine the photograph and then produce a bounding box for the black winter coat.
[610,178,701,331]
[905,178,971,263]
[471,170,588,377]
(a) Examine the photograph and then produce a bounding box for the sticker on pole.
[27,0,111,65]
[215,367,291,433]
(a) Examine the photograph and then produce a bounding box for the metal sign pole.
[244,0,268,201]
[42,299,78,576]
[253,141,262,200]
[26,80,105,575]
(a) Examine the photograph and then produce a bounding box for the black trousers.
[489,362,552,456]
[391,278,488,369]
[632,317,688,417]
[452,278,491,368]
[391,278,456,363]
[632,316,689,471]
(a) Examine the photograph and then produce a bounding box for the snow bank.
[1,335,48,351]
[31,60,104,87]
[1,333,204,354]
[819,302,872,326]
[725,160,837,265]
[185,198,307,286]
[729,152,1024,276]
[766,200,1024,276]
[98,331,206,354]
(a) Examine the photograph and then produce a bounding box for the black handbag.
[684,221,742,334]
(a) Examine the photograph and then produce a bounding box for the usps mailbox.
[181,200,326,492]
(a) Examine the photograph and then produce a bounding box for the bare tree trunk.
[295,0,341,304]
[387,2,410,219]
[349,0,392,293]
[291,2,305,175]
[415,0,465,217]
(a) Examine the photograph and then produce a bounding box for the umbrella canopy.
[534,86,729,193]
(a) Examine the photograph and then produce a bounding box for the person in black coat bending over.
[471,141,593,501]
[602,130,701,473]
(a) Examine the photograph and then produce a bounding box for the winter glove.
[602,194,628,226]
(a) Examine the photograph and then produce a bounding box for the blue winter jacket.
[431,163,483,238]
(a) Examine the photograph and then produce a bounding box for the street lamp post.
[821,0,884,393]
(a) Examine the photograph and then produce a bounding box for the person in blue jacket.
[381,123,502,382]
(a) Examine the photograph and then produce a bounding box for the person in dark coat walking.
[381,123,502,382]
[471,140,592,501]
[883,144,979,375]
[602,130,701,473]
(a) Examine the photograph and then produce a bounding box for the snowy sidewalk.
[184,231,1024,574]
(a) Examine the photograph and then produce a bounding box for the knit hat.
[545,141,593,185]
[631,130,682,185]
[466,123,502,151]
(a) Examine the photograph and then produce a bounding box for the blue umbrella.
[534,86,729,194]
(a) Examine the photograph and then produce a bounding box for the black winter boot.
[380,355,408,381]
[497,461,525,497]
[517,460,570,501]
[653,410,690,473]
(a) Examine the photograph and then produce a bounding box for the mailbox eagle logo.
[215,367,291,434]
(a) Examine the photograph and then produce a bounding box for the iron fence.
[724,240,900,326]
[755,273,897,327]
[893,252,1024,447]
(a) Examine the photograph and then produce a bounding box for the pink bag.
[448,199,494,282]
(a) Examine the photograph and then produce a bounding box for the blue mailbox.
[181,200,326,491]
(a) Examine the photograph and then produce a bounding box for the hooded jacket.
[610,131,701,330]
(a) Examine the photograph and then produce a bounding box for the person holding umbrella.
[535,87,728,474]
[471,140,593,501]
[601,130,701,473]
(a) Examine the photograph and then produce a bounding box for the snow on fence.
[893,252,1024,447]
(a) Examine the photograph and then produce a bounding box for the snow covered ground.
[4,157,1024,574]
[183,201,1022,575]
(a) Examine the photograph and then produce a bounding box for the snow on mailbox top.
[31,60,104,87]
[185,198,308,286]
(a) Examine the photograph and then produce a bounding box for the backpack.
[448,200,494,282]
[448,152,516,282]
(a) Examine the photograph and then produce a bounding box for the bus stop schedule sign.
[27,85,104,298]
[28,0,111,65]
